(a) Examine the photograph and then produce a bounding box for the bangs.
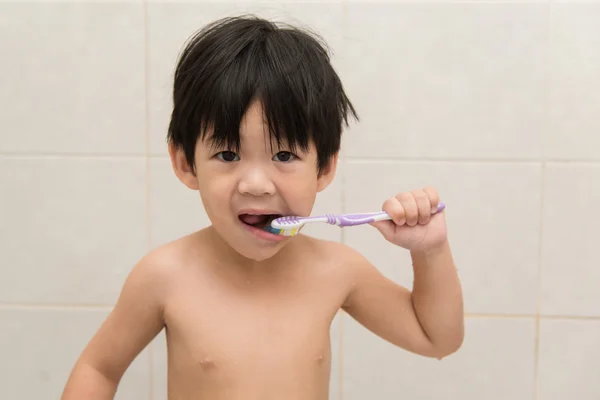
[168,16,357,171]
[198,30,314,155]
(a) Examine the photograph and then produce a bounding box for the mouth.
[237,213,283,231]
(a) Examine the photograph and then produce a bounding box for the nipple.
[199,357,215,369]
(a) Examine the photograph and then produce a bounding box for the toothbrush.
[265,202,446,236]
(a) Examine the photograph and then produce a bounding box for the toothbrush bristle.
[263,224,299,236]
[263,225,283,235]
[270,215,303,229]
[276,216,299,225]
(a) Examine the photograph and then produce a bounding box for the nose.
[237,166,276,196]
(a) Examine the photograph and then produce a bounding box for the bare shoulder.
[128,231,204,299]
[303,235,368,261]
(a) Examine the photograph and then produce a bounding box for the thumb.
[369,220,395,240]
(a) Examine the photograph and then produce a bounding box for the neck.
[202,225,300,279]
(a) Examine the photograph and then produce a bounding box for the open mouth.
[238,213,283,230]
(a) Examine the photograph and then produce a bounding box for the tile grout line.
[533,165,546,400]
[464,314,600,321]
[2,152,597,165]
[0,302,596,320]
[0,303,114,310]
[0,152,146,159]
[338,312,344,400]
[338,2,349,389]
[345,157,600,164]
[142,1,154,399]
[338,151,347,400]
[534,2,552,398]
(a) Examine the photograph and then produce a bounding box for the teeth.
[243,213,281,216]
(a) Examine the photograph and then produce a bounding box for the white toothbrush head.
[264,215,306,236]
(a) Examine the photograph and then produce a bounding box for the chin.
[241,249,280,262]
[224,241,285,263]
[213,224,287,263]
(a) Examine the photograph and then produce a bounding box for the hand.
[370,187,447,252]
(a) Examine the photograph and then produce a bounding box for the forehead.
[238,101,270,142]
[200,100,314,154]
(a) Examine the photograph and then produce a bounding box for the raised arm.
[342,188,464,359]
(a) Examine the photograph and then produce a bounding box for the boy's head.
[167,15,357,262]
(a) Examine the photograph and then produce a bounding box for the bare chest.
[162,274,341,387]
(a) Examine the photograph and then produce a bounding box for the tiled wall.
[1,1,599,399]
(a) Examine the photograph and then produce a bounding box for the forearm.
[61,362,118,400]
[410,239,464,357]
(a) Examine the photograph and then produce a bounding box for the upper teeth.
[247,213,276,215]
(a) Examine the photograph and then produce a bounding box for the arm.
[342,240,463,359]
[61,255,168,399]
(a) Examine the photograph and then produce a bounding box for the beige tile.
[342,316,536,400]
[149,158,210,247]
[330,312,342,400]
[150,313,343,400]
[147,1,345,156]
[537,319,600,400]
[541,164,600,316]
[0,2,145,154]
[0,308,150,400]
[0,157,147,304]
[342,2,548,159]
[343,161,542,314]
[546,4,600,160]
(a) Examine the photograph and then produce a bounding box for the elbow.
[421,332,464,360]
[429,332,464,360]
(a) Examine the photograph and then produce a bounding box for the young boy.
[62,15,463,400]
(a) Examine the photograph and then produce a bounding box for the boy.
[62,15,463,400]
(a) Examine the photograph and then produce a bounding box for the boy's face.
[170,101,337,262]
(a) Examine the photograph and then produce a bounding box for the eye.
[216,151,239,162]
[273,151,296,162]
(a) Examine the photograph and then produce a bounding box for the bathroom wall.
[1,1,599,399]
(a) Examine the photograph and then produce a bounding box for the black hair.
[166,15,358,173]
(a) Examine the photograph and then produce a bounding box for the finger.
[423,186,440,213]
[396,192,418,227]
[382,197,406,226]
[413,190,432,225]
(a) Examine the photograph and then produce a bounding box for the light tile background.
[1,1,598,399]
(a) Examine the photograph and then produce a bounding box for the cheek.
[280,170,319,215]
[197,172,233,214]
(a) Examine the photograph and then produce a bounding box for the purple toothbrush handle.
[334,202,446,227]
[334,212,388,227]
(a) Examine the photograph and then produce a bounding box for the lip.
[237,208,286,216]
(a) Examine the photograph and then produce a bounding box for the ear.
[316,152,339,192]
[168,141,199,190]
